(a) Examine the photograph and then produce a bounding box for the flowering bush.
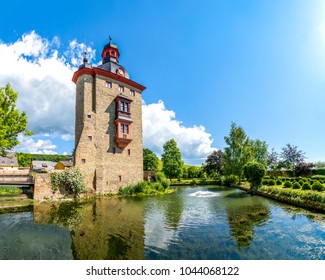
[51,167,87,196]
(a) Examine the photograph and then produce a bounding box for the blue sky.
[1,0,325,165]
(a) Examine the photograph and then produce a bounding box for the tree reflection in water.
[224,191,270,247]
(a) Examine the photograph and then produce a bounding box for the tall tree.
[223,122,253,183]
[267,148,278,168]
[204,150,224,177]
[251,139,268,167]
[267,148,279,176]
[161,139,183,179]
[280,143,306,177]
[0,83,33,155]
[143,148,159,171]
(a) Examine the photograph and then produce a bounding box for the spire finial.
[82,38,88,64]
[83,48,88,64]
[109,36,112,43]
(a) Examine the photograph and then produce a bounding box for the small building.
[30,161,57,172]
[0,152,19,170]
[55,161,73,170]
[144,170,156,182]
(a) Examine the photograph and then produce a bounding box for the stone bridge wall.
[33,172,72,200]
[0,170,32,184]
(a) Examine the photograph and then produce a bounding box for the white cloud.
[14,135,57,154]
[64,40,96,67]
[0,31,95,138]
[143,100,217,165]
[61,134,74,141]
[1,31,216,164]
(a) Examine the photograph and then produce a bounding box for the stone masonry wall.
[33,173,71,200]
[74,73,143,194]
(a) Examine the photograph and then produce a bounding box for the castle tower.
[72,38,146,193]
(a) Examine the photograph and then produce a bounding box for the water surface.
[0,186,324,259]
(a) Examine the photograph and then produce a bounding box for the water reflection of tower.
[33,198,145,259]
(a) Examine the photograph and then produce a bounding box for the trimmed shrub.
[276,179,282,185]
[262,179,269,185]
[312,181,325,192]
[243,162,266,193]
[268,179,276,186]
[292,182,301,189]
[283,181,292,188]
[299,180,305,186]
[302,182,311,190]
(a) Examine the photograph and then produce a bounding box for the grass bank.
[118,180,173,196]
[170,178,221,186]
[258,185,325,213]
[234,182,325,213]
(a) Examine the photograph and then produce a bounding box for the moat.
[0,186,324,260]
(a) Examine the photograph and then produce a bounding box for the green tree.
[16,152,32,167]
[161,139,183,179]
[243,162,266,194]
[222,123,254,183]
[187,166,201,178]
[0,83,33,155]
[143,148,159,171]
[182,166,188,179]
[251,139,268,167]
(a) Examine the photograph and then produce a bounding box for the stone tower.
[72,38,146,194]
